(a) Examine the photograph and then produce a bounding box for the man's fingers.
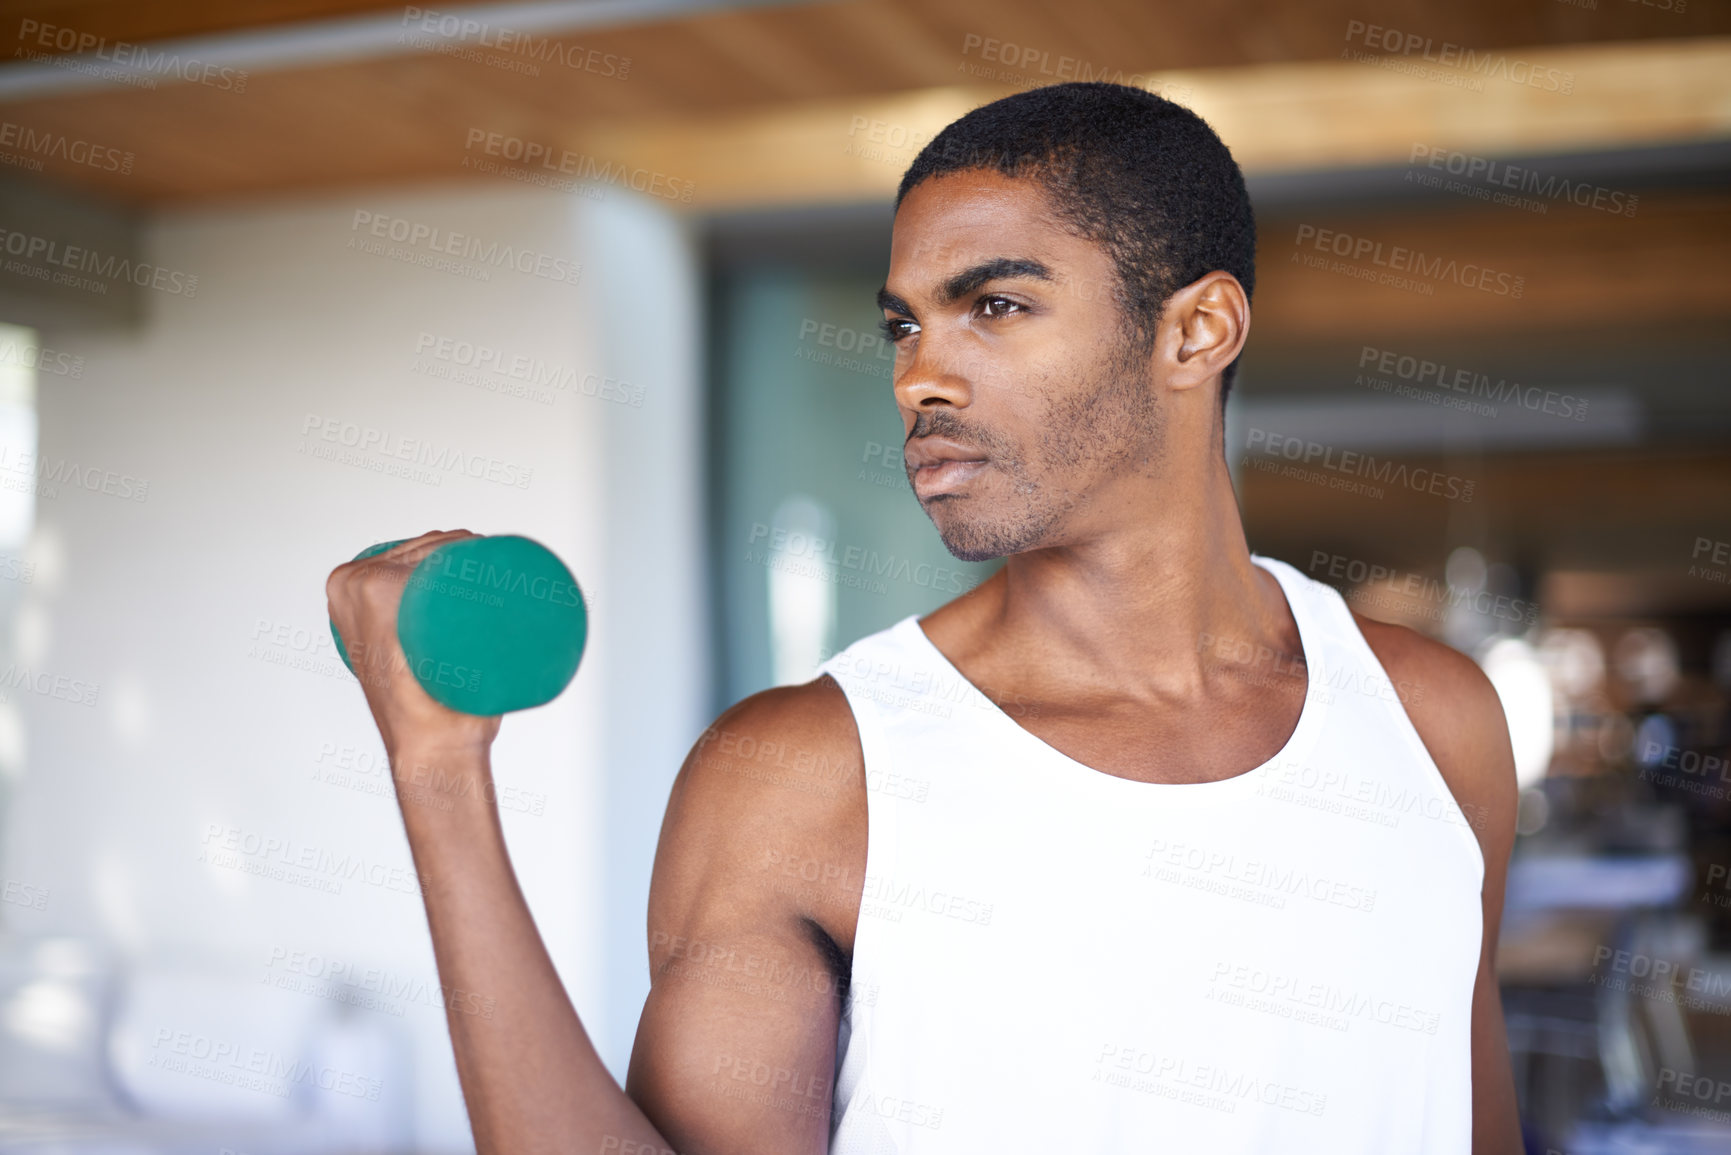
[379,529,477,567]
[382,529,470,555]
[330,529,474,591]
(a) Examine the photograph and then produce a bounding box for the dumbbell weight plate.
[396,534,586,715]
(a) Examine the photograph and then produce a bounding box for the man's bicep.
[628,916,842,1155]
[1364,615,1522,1152]
[624,686,861,1155]
[1454,679,1522,1153]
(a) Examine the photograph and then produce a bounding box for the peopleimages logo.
[1293,225,1524,298]
[400,7,631,80]
[147,1027,382,1100]
[0,120,133,174]
[299,413,535,490]
[845,115,937,163]
[745,522,974,596]
[1245,428,1476,503]
[0,442,149,503]
[13,18,249,91]
[347,211,582,286]
[958,33,1193,101]
[0,227,199,297]
[1356,346,1588,420]
[0,337,81,377]
[1409,144,1638,218]
[200,823,430,898]
[1341,21,1574,94]
[1307,550,1539,627]
[413,331,644,407]
[462,129,694,203]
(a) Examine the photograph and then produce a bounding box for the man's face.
[879,168,1165,563]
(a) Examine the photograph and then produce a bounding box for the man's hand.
[324,528,501,760]
[322,523,864,1153]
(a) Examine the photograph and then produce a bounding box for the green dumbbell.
[331,535,587,715]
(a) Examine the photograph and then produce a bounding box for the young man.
[327,82,1522,1153]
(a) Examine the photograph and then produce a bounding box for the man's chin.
[932,522,1013,564]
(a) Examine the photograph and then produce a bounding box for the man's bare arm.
[327,532,864,1155]
[628,674,867,1155]
[1360,614,1524,1154]
[391,742,682,1154]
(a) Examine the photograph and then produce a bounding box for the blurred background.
[0,0,1724,1151]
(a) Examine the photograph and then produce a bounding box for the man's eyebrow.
[939,257,1054,305]
[876,257,1056,315]
[877,286,910,314]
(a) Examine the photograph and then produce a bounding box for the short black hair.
[895,82,1256,406]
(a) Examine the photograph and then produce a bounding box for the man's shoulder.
[652,673,868,956]
[1351,611,1495,712]
[688,673,864,788]
[662,674,866,872]
[1350,610,1518,860]
[663,613,925,848]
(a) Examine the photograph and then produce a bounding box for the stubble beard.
[916,330,1163,563]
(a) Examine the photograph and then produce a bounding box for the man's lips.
[905,436,989,495]
[911,457,988,496]
[904,435,985,470]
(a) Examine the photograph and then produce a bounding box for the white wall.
[0,179,709,1150]
[580,191,712,1085]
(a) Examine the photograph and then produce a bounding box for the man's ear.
[1162,271,1250,394]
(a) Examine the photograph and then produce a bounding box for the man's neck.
[939,453,1298,703]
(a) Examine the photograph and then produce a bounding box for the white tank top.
[814,554,1485,1153]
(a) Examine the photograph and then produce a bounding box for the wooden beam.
[1249,192,1731,347]
[1239,446,1731,592]
[0,10,1724,207]
[576,37,1731,211]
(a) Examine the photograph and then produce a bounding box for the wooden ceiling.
[1250,191,1731,353]
[0,0,1723,384]
[1240,447,1731,607]
[2,2,1726,616]
[4,0,1724,72]
[0,0,1726,207]
[2,1,413,44]
[0,0,1723,354]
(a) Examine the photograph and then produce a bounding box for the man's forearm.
[393,744,677,1155]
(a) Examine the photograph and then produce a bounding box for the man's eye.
[879,316,916,342]
[979,295,1023,318]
